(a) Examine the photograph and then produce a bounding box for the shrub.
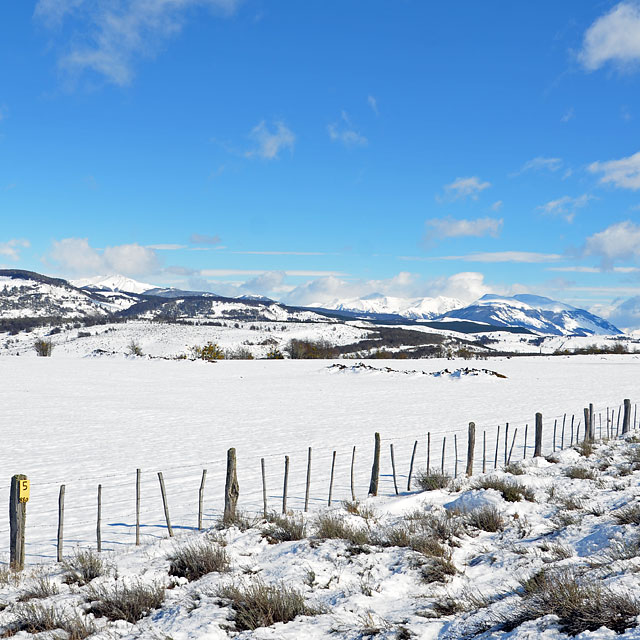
[473,477,535,502]
[315,513,371,546]
[465,505,504,532]
[127,340,143,356]
[168,540,230,581]
[415,469,451,491]
[383,524,447,557]
[403,510,465,545]
[420,557,457,584]
[285,339,337,359]
[216,581,322,631]
[62,549,106,586]
[505,568,640,635]
[504,462,525,475]
[264,513,306,543]
[194,342,225,361]
[224,347,254,360]
[266,347,284,359]
[18,576,59,602]
[565,466,597,480]
[613,503,640,525]
[9,603,95,639]
[577,440,594,457]
[34,339,53,357]
[88,581,165,623]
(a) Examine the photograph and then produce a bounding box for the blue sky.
[2,1,640,326]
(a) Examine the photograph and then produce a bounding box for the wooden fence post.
[9,475,27,571]
[466,422,475,477]
[426,432,431,473]
[368,433,381,497]
[570,415,575,445]
[623,399,631,435]
[57,485,65,562]
[589,403,594,440]
[261,459,267,518]
[494,425,500,469]
[407,440,418,490]
[583,408,590,442]
[97,484,102,553]
[553,419,557,452]
[350,446,356,501]
[482,430,486,474]
[523,423,528,459]
[390,444,399,495]
[441,437,446,474]
[198,470,207,531]
[304,447,312,512]
[158,472,173,537]
[282,455,289,514]
[454,434,459,479]
[328,451,336,506]
[223,448,239,524]
[504,423,509,465]
[534,413,543,457]
[136,469,141,546]
[561,416,565,450]
[507,429,517,465]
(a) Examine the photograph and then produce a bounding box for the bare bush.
[168,540,230,581]
[503,568,640,635]
[217,580,322,631]
[473,477,535,502]
[8,603,95,639]
[383,524,447,557]
[465,505,504,532]
[264,513,306,543]
[34,339,53,357]
[504,462,525,475]
[415,470,451,491]
[127,340,143,356]
[404,510,465,545]
[62,549,106,586]
[18,576,59,602]
[88,581,165,623]
[613,503,640,525]
[315,513,371,546]
[565,466,597,480]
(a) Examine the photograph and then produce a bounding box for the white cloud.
[561,108,575,123]
[579,1,640,72]
[582,221,640,269]
[146,244,187,250]
[232,251,326,256]
[537,194,594,222]
[35,0,239,86]
[441,176,490,200]
[327,111,367,147]
[367,95,379,115]
[513,156,563,175]
[200,269,346,277]
[491,200,503,212]
[608,295,640,331]
[245,121,295,160]
[588,151,640,190]
[0,239,30,261]
[49,237,161,276]
[425,216,503,240]
[548,266,640,273]
[401,251,562,263]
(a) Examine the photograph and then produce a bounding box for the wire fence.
[2,398,637,565]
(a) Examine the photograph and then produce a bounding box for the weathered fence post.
[623,399,631,435]
[504,423,509,465]
[589,403,594,440]
[57,484,65,562]
[561,414,566,450]
[494,425,500,469]
[482,430,486,474]
[570,415,575,445]
[390,444,399,495]
[158,472,173,537]
[466,422,475,477]
[553,419,557,452]
[454,434,459,479]
[507,429,517,465]
[261,459,267,518]
[534,413,543,457]
[223,448,239,524]
[136,469,141,546]
[427,432,431,473]
[9,475,28,571]
[328,451,336,506]
[407,440,418,490]
[198,470,207,530]
[97,484,102,552]
[523,423,528,459]
[583,408,590,442]
[441,437,446,474]
[304,447,312,512]
[368,433,381,497]
[282,455,290,513]
[350,446,356,501]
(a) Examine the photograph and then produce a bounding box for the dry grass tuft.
[315,513,371,546]
[565,466,597,480]
[17,576,60,602]
[415,470,452,492]
[473,477,535,502]
[168,540,230,581]
[7,603,95,639]
[613,503,640,525]
[88,581,165,623]
[465,505,505,532]
[62,549,107,586]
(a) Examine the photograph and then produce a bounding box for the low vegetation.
[263,513,307,543]
[62,549,107,586]
[33,338,53,357]
[7,603,95,639]
[168,540,230,581]
[415,469,451,491]
[473,477,535,502]
[88,581,165,623]
[315,513,371,546]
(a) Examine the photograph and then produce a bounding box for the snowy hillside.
[309,293,464,320]
[0,270,111,321]
[440,294,622,336]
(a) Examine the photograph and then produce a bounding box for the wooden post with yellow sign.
[10,474,29,571]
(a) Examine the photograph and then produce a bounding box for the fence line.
[4,399,638,566]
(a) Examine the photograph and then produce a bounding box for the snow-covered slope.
[310,293,464,320]
[439,294,622,336]
[72,274,157,294]
[0,270,111,320]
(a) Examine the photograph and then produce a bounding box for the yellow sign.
[19,479,30,503]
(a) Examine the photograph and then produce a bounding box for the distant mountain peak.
[72,275,157,295]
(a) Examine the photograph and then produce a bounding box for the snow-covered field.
[1,355,640,638]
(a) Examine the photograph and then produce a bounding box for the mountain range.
[0,269,624,336]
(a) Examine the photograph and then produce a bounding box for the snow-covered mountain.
[309,293,464,320]
[72,274,157,294]
[438,294,622,336]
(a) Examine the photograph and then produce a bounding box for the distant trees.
[285,339,337,359]
[127,340,144,357]
[34,338,53,357]
[192,342,225,361]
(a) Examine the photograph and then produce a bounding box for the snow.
[71,275,157,295]
[1,355,640,637]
